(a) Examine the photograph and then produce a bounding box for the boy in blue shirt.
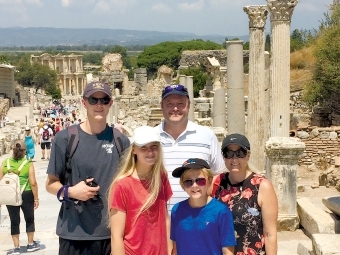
[170,158,236,255]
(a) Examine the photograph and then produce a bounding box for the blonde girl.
[108,126,173,255]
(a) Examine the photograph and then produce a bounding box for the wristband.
[57,185,72,202]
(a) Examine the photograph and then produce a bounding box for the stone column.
[265,137,305,231]
[186,76,195,122]
[267,0,299,137]
[114,89,120,123]
[179,75,186,87]
[213,68,222,91]
[243,5,268,173]
[226,41,245,135]
[213,88,226,128]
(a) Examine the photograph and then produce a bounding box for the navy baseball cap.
[161,84,189,100]
[172,158,210,178]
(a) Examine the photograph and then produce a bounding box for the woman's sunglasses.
[182,177,207,188]
[86,96,111,105]
[222,148,248,159]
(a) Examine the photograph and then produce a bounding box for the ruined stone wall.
[179,50,249,68]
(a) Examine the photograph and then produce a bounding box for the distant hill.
[0,27,249,47]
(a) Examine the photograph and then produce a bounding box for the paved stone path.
[0,103,315,255]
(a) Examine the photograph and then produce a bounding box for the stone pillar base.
[277,214,299,231]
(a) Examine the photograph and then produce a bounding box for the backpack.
[60,125,124,185]
[42,127,50,141]
[0,159,28,206]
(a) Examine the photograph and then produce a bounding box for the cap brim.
[84,89,112,98]
[162,90,189,100]
[133,140,160,147]
[222,142,249,151]
[172,167,189,178]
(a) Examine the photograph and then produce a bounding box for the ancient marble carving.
[243,5,268,29]
[267,0,299,21]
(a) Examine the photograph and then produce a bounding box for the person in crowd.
[108,126,172,255]
[113,120,124,133]
[38,122,53,160]
[45,81,130,255]
[170,158,236,255]
[210,133,278,255]
[155,84,225,210]
[37,118,44,131]
[0,140,40,255]
[23,126,36,161]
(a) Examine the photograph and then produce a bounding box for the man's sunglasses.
[162,84,188,98]
[86,96,111,105]
[222,148,248,159]
[182,177,207,188]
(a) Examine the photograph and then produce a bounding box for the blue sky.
[0,0,333,36]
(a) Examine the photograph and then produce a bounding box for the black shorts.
[59,237,111,255]
[41,142,51,150]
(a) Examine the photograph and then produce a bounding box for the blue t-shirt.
[171,198,236,255]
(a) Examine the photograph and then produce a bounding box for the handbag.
[0,159,28,206]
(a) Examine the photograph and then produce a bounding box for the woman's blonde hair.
[107,142,166,224]
[179,167,213,190]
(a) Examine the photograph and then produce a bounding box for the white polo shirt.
[155,120,226,211]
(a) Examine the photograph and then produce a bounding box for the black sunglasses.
[86,96,111,105]
[162,84,188,98]
[222,148,248,159]
[182,177,207,188]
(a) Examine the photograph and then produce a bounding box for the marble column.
[179,75,186,87]
[186,76,195,122]
[213,88,226,128]
[226,40,245,135]
[213,68,222,91]
[267,0,299,137]
[114,89,120,123]
[243,5,268,174]
[265,137,305,231]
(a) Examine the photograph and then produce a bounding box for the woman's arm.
[165,208,173,255]
[0,165,4,180]
[258,179,278,255]
[110,208,126,255]
[28,163,39,210]
[222,246,234,255]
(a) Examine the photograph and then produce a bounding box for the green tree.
[15,56,60,98]
[0,55,10,64]
[304,1,340,111]
[265,34,271,51]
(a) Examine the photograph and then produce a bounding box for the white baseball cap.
[132,126,161,146]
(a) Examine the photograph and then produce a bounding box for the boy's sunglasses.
[183,177,206,188]
[161,84,188,98]
[222,148,248,159]
[86,96,111,105]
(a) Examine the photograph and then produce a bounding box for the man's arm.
[46,174,100,201]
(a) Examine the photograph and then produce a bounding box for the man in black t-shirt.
[45,81,130,255]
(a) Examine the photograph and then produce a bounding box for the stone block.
[322,196,340,217]
[297,240,315,255]
[196,103,210,112]
[297,198,339,237]
[312,234,340,255]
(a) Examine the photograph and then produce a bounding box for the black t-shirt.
[46,124,130,240]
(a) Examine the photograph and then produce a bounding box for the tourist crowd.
[0,81,278,255]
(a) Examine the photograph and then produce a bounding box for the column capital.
[243,5,268,29]
[265,137,305,161]
[266,0,299,21]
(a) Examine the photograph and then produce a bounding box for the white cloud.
[178,0,205,11]
[152,3,172,13]
[93,0,136,13]
[61,0,70,7]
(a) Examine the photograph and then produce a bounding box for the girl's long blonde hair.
[107,142,166,224]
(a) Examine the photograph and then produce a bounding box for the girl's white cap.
[132,126,161,146]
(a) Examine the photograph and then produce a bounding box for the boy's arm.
[222,246,234,255]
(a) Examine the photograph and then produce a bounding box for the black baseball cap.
[222,133,250,151]
[172,158,210,178]
[83,81,112,98]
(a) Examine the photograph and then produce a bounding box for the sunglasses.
[182,177,207,188]
[86,96,111,105]
[222,148,248,159]
[162,84,188,98]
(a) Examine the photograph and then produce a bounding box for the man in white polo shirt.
[155,84,225,211]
